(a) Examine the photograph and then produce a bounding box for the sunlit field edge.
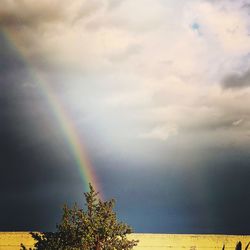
[1,232,250,250]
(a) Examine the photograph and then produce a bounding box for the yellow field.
[1,232,250,250]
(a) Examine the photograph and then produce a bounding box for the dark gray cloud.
[0,29,87,231]
[0,0,105,30]
[96,146,250,234]
[0,0,106,75]
[242,1,250,11]
[0,1,67,28]
[221,69,250,89]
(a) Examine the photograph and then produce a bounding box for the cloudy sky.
[1,0,250,234]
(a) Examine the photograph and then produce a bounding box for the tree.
[222,242,250,250]
[21,183,138,250]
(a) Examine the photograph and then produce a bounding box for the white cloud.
[189,1,250,54]
[139,125,178,141]
[3,0,250,149]
[232,119,243,126]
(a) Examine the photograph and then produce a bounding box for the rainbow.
[1,28,103,199]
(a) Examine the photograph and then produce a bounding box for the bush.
[21,183,138,250]
[222,241,250,250]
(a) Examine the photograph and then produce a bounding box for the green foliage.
[21,183,138,250]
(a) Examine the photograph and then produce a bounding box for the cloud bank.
[1,0,250,233]
[1,0,250,154]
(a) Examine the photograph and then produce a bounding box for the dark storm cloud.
[195,149,250,234]
[0,28,86,231]
[96,146,250,234]
[221,69,250,89]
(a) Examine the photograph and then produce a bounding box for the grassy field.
[1,232,250,250]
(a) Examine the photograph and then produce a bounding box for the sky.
[1,0,250,234]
